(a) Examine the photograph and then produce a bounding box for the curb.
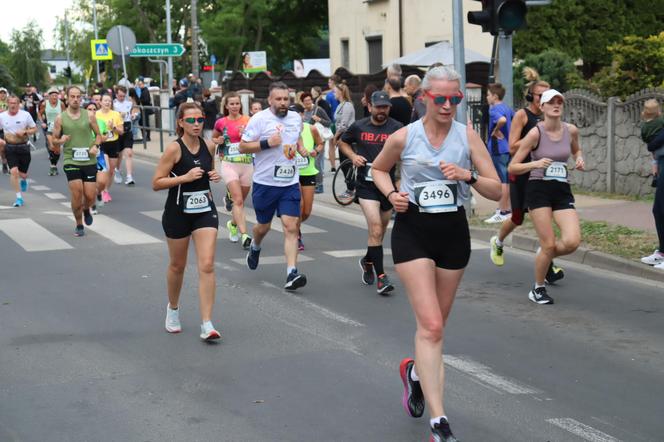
[470,226,664,284]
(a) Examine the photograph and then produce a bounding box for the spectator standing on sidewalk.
[484,83,515,224]
[640,99,664,268]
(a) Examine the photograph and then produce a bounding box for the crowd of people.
[2,61,663,441]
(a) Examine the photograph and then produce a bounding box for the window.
[366,36,382,74]
[50,65,56,74]
[341,39,349,69]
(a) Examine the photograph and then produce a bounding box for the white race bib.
[226,142,240,157]
[72,147,90,162]
[274,165,296,181]
[183,190,211,214]
[296,155,309,169]
[414,180,458,213]
[47,121,55,132]
[543,161,568,182]
[364,162,373,182]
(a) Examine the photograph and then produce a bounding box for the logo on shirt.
[360,132,390,144]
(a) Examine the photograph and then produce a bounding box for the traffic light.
[64,66,72,78]
[467,0,527,36]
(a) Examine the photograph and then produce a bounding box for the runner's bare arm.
[310,125,324,157]
[569,124,585,170]
[508,109,527,156]
[88,112,103,146]
[152,142,188,191]
[240,130,281,154]
[508,126,551,175]
[467,123,501,201]
[372,127,409,212]
[205,139,221,183]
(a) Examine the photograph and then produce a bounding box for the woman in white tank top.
[509,89,585,305]
[371,66,501,441]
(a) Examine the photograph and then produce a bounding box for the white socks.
[495,237,503,247]
[430,415,448,428]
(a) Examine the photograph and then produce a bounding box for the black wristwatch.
[466,170,478,185]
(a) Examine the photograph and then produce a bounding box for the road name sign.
[129,44,186,57]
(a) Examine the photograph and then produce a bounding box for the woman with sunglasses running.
[508,89,584,305]
[152,103,223,341]
[372,66,501,442]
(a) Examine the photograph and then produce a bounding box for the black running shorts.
[162,205,219,239]
[355,181,393,212]
[509,173,529,225]
[64,163,98,182]
[101,139,121,158]
[525,179,575,212]
[5,144,31,173]
[299,174,317,186]
[392,203,470,270]
[119,122,133,149]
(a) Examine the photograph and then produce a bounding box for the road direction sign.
[91,39,113,60]
[106,25,136,56]
[129,44,186,58]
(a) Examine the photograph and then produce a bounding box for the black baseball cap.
[371,91,391,107]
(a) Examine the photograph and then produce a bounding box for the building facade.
[328,0,493,74]
[42,50,83,81]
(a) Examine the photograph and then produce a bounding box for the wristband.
[260,139,270,151]
[386,190,398,200]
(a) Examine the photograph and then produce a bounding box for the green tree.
[0,39,15,91]
[513,0,664,77]
[590,32,664,98]
[513,49,583,96]
[8,21,49,89]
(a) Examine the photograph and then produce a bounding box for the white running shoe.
[113,168,123,184]
[654,262,664,270]
[200,321,221,341]
[165,304,182,333]
[641,250,664,266]
[484,212,504,224]
[125,175,135,186]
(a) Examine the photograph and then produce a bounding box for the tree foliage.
[513,0,664,77]
[512,49,583,97]
[589,32,664,99]
[8,21,49,90]
[0,39,15,90]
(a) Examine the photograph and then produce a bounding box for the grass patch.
[571,185,655,203]
[469,216,656,261]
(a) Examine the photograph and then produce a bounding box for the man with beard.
[339,91,403,295]
[240,82,308,291]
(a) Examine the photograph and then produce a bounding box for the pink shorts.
[220,161,253,187]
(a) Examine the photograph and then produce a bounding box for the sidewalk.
[133,137,664,284]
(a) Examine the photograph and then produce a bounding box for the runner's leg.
[281,214,300,269]
[529,207,555,285]
[191,227,218,322]
[166,237,190,308]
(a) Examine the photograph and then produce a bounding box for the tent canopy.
[384,41,490,68]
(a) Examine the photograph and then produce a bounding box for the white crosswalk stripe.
[546,418,621,442]
[77,214,162,245]
[230,254,314,266]
[141,210,230,238]
[217,207,326,234]
[0,218,73,251]
[31,185,51,191]
[44,192,67,200]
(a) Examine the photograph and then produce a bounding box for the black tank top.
[520,108,542,139]
[165,137,214,212]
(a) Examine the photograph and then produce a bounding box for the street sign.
[129,43,186,58]
[210,54,217,65]
[90,39,113,60]
[106,25,136,56]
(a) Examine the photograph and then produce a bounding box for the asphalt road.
[0,146,663,442]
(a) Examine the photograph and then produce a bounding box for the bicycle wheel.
[332,158,357,206]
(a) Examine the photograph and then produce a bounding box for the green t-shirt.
[296,123,319,177]
[62,109,96,166]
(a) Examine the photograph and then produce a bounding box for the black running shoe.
[284,270,307,291]
[246,246,260,270]
[399,358,425,418]
[529,286,554,305]
[83,208,93,226]
[224,190,233,212]
[545,262,565,284]
[359,257,375,285]
[431,418,458,442]
[376,274,394,295]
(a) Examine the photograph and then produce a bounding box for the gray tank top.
[400,119,471,212]
[530,122,572,181]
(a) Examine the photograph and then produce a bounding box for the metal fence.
[133,104,175,153]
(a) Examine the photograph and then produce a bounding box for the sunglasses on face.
[424,90,464,106]
[183,117,205,124]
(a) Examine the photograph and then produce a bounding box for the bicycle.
[332,158,357,206]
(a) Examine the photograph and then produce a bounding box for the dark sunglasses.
[424,90,464,106]
[183,117,205,124]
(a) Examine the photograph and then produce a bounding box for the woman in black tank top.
[152,103,223,341]
[508,89,586,305]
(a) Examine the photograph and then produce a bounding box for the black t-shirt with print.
[341,116,402,181]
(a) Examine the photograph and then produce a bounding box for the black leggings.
[338,150,355,191]
[654,157,664,250]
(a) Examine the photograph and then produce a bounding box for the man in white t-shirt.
[240,82,309,291]
[112,86,136,185]
[0,95,37,207]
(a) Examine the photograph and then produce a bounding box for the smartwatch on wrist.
[465,170,478,185]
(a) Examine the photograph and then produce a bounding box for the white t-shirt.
[113,99,133,123]
[0,110,36,138]
[242,108,303,187]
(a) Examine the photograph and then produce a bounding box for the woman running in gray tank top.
[509,89,586,305]
[372,66,501,442]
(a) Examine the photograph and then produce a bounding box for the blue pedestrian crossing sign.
[91,39,113,60]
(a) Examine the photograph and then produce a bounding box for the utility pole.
[166,0,174,91]
[452,0,467,123]
[64,10,71,86]
[191,0,199,77]
[497,32,514,108]
[92,0,100,82]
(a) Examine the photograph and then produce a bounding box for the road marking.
[471,240,489,250]
[324,249,393,258]
[31,185,51,191]
[0,218,73,251]
[218,208,326,234]
[312,202,393,230]
[73,214,161,245]
[141,210,230,237]
[230,254,314,265]
[445,355,540,395]
[44,192,67,200]
[0,205,13,210]
[546,418,621,442]
[60,202,70,207]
